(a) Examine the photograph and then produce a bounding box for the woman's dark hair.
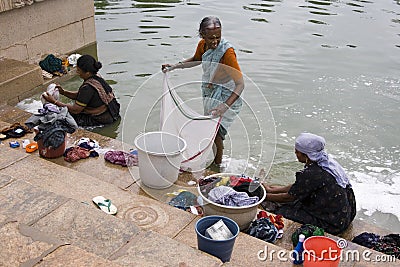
[198,16,222,37]
[76,54,102,74]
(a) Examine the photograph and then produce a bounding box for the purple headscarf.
[295,133,351,188]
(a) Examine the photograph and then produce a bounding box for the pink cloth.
[104,150,138,167]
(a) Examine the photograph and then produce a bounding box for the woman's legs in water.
[213,126,227,165]
[213,133,224,165]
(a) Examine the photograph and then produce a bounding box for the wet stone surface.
[0,179,68,225]
[0,221,55,267]
[32,199,141,258]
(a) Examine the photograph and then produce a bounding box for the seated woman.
[262,133,356,235]
[43,54,120,127]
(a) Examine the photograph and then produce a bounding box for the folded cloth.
[104,150,138,167]
[208,185,259,207]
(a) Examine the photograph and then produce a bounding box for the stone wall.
[0,0,44,13]
[0,0,96,63]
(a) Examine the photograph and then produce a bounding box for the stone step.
[0,122,294,266]
[0,219,124,267]
[0,58,43,104]
[0,58,78,106]
[0,175,221,266]
[0,114,293,266]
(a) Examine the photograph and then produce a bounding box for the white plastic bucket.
[134,131,187,189]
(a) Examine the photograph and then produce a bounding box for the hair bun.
[94,61,103,71]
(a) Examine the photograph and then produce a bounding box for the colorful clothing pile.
[247,217,279,243]
[104,150,138,167]
[199,174,263,208]
[257,210,284,230]
[208,185,259,207]
[25,107,78,149]
[64,146,98,163]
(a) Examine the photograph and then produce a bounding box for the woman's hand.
[262,183,276,193]
[262,183,293,194]
[42,92,56,104]
[55,84,65,95]
[209,102,229,117]
[161,64,174,73]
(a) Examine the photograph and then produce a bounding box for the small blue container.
[195,215,239,262]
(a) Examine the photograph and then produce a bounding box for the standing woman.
[43,54,120,127]
[162,16,244,167]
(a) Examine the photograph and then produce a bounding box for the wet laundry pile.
[64,138,99,162]
[198,174,262,207]
[104,150,138,167]
[38,53,81,79]
[39,54,65,78]
[352,232,400,259]
[247,211,280,243]
[26,108,77,149]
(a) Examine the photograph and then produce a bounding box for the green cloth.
[39,54,62,73]
[291,224,325,247]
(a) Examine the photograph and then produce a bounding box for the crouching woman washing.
[43,54,120,127]
[262,133,356,235]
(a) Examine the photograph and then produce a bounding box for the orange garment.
[193,39,242,83]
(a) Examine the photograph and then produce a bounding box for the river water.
[18,0,400,231]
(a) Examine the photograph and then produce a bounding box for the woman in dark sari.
[43,54,120,127]
[262,133,357,235]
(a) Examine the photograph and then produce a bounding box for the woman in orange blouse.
[163,16,244,168]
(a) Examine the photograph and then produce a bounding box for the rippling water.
[18,0,400,231]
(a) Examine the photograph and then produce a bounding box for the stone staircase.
[0,104,396,266]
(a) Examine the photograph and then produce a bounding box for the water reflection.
[347,2,364,8]
[94,0,121,10]
[308,19,328,25]
[243,0,281,24]
[109,61,129,65]
[138,25,170,29]
[135,0,181,3]
[243,5,275,13]
[131,0,180,9]
[307,0,332,6]
[106,28,129,32]
[251,18,269,23]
